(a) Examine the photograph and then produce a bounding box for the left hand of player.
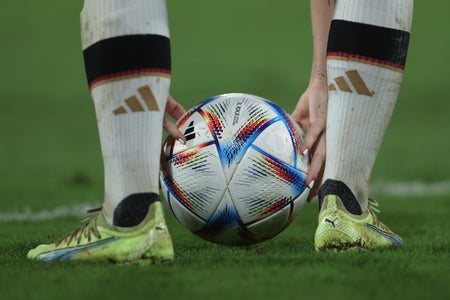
[163,94,187,143]
[160,95,187,178]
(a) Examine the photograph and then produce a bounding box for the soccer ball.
[160,93,309,245]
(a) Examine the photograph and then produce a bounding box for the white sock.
[323,0,413,210]
[81,0,171,226]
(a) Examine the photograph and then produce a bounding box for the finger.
[166,95,187,120]
[302,89,327,152]
[163,115,186,143]
[305,132,326,186]
[302,122,324,154]
[160,135,176,179]
[307,161,324,202]
[291,94,310,129]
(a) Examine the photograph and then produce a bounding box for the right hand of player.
[291,77,328,200]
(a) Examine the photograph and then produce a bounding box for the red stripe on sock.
[89,68,171,90]
[327,52,405,72]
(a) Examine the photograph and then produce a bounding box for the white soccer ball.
[160,93,309,245]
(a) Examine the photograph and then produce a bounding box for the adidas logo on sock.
[113,85,160,115]
[328,70,373,97]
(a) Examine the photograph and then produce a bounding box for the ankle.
[112,193,160,227]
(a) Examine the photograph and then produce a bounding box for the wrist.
[309,70,328,87]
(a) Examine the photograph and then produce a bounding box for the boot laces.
[368,198,391,232]
[55,207,102,246]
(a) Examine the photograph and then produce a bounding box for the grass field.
[1,1,449,300]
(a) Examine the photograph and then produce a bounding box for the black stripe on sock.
[83,34,171,88]
[318,179,362,215]
[113,192,160,227]
[327,20,410,70]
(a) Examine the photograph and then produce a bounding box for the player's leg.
[315,0,413,251]
[27,0,173,263]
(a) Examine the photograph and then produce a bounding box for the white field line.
[370,181,450,197]
[0,203,96,222]
[1,181,450,223]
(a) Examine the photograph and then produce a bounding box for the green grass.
[1,197,449,300]
[1,1,449,300]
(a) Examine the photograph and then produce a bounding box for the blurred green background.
[1,1,449,212]
[0,1,449,300]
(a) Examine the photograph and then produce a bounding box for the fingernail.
[302,149,309,157]
[177,138,186,145]
[308,180,315,189]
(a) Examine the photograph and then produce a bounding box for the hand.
[291,77,327,200]
[161,95,187,178]
[163,94,187,143]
